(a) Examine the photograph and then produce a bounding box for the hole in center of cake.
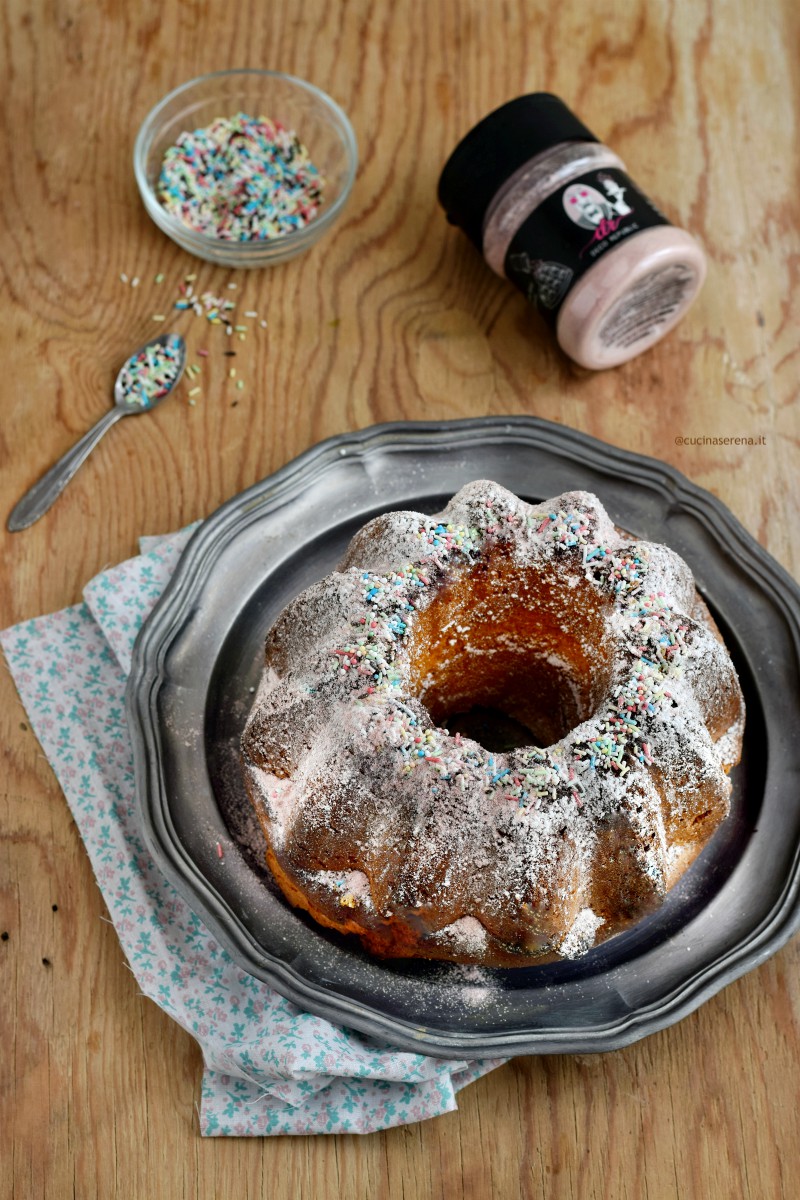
[442,705,536,753]
[406,549,615,749]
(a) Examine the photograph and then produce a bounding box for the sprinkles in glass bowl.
[157,113,325,242]
[134,70,357,268]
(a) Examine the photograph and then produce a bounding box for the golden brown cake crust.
[241,482,745,966]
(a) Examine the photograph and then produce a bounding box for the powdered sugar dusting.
[434,915,489,954]
[309,870,374,911]
[241,481,745,966]
[560,908,606,958]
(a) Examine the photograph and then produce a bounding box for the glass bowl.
[134,69,357,268]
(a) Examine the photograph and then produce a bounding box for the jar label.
[503,168,671,324]
[597,263,698,351]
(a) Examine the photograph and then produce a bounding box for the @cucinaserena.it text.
[674,435,766,446]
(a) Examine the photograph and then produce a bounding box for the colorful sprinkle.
[326,492,702,816]
[117,335,183,409]
[156,112,326,242]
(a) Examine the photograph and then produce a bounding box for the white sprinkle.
[244,310,258,318]
[260,320,268,328]
[131,276,140,288]
[120,273,129,283]
[227,282,237,289]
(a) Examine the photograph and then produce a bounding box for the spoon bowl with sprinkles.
[8,334,186,532]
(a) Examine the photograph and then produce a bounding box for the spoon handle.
[7,407,126,532]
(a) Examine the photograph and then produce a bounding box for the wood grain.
[1,1,799,1197]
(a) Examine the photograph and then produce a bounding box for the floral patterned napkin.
[1,528,503,1135]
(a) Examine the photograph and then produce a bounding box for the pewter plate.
[127,417,800,1056]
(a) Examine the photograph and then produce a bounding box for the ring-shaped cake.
[241,482,744,965]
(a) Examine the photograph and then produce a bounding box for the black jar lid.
[438,94,599,251]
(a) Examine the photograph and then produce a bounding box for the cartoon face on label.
[563,184,614,230]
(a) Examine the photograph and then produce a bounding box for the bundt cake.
[241,482,745,966]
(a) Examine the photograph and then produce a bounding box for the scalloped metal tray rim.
[127,416,800,1056]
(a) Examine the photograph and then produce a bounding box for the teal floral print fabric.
[1,528,504,1135]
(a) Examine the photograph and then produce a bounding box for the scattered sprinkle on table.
[117,272,271,398]
[117,335,184,409]
[156,112,325,242]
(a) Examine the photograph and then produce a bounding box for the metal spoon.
[7,333,186,532]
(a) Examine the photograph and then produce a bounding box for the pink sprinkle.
[197,348,209,356]
[216,842,224,859]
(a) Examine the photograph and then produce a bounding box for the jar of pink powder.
[438,94,707,370]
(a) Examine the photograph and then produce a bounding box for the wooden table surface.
[2,2,799,1197]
